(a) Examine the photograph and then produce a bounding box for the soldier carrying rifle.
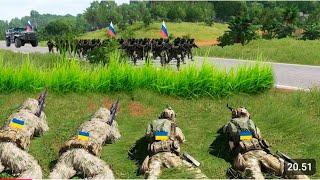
[222,105,309,179]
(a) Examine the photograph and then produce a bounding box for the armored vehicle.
[5,28,38,48]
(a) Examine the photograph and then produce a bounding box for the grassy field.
[81,22,227,42]
[194,38,320,66]
[0,50,273,97]
[0,49,318,178]
[0,89,319,178]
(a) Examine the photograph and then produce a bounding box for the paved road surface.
[0,40,47,54]
[197,57,320,90]
[0,41,319,90]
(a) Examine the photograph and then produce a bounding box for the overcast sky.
[0,0,130,21]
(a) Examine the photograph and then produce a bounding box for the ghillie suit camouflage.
[50,105,121,179]
[223,105,309,179]
[140,107,207,179]
[0,91,49,179]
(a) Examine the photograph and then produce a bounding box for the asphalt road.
[0,41,319,90]
[0,40,47,53]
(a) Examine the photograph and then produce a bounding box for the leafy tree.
[44,19,72,39]
[0,20,9,39]
[218,15,257,47]
[87,39,120,65]
[301,23,320,40]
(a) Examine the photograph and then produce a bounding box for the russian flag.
[160,21,168,39]
[155,131,169,141]
[78,131,90,141]
[26,20,32,32]
[108,22,116,37]
[240,131,253,141]
[9,118,25,129]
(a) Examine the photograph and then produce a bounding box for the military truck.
[5,28,38,48]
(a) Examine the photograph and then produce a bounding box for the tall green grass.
[194,38,320,66]
[0,52,273,97]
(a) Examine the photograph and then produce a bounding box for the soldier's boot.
[243,157,265,179]
[181,160,208,179]
[0,142,42,179]
[50,148,115,179]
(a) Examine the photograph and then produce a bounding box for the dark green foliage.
[87,40,120,65]
[274,24,296,39]
[301,23,320,40]
[218,16,257,47]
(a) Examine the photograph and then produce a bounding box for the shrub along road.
[0,41,319,90]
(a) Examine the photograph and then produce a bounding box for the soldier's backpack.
[146,119,179,154]
[225,117,269,153]
[225,116,257,143]
[147,119,174,140]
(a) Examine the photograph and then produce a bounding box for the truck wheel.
[6,39,10,47]
[31,40,38,47]
[15,38,22,48]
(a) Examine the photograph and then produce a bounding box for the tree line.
[0,1,320,40]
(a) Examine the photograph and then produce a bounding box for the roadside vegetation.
[0,50,273,97]
[0,89,319,178]
[194,38,320,65]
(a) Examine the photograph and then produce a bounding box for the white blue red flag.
[108,22,116,37]
[26,20,32,32]
[160,21,168,39]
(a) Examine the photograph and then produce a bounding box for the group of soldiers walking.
[47,37,198,69]
[0,91,310,179]
[118,38,198,68]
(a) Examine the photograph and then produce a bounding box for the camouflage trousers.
[144,152,207,179]
[50,148,114,179]
[0,142,42,179]
[234,150,309,179]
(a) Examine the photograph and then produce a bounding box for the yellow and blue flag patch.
[240,131,252,141]
[9,118,25,129]
[155,131,169,141]
[78,131,90,141]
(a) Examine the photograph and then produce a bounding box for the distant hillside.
[80,22,228,46]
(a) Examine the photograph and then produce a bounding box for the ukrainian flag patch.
[155,131,169,141]
[78,131,90,141]
[9,118,25,129]
[240,131,252,141]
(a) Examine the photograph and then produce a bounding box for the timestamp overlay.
[284,159,316,176]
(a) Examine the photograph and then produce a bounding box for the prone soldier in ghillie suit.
[222,105,309,179]
[0,89,48,179]
[49,100,121,179]
[140,107,207,179]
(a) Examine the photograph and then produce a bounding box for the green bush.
[87,39,120,65]
[218,15,257,47]
[301,23,320,40]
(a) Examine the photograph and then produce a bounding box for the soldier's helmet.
[232,107,250,118]
[159,107,176,121]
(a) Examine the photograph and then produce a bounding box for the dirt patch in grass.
[87,101,98,112]
[128,101,154,117]
[196,39,218,47]
[103,98,113,108]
